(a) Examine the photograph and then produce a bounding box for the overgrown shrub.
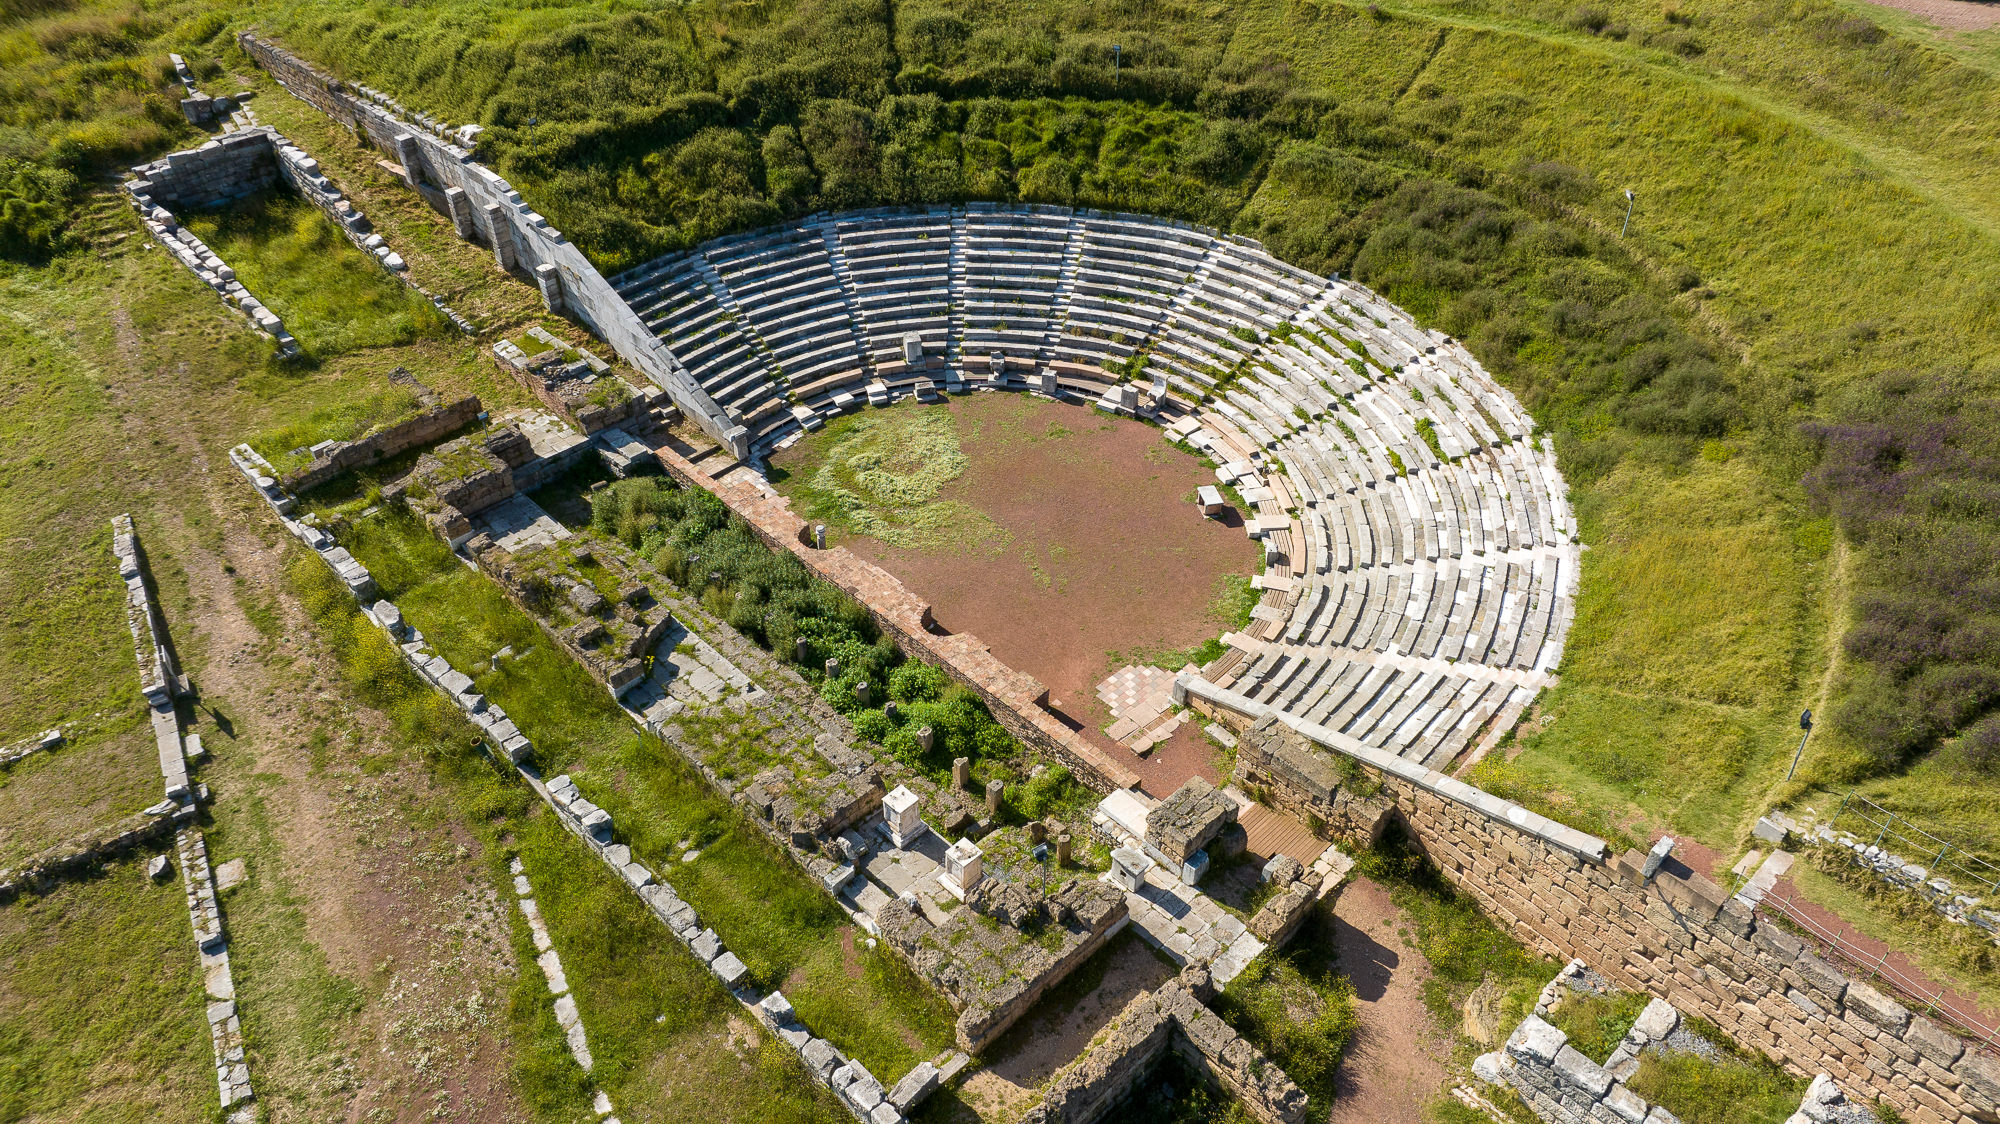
[1804,371,2000,770]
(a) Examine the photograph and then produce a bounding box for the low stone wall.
[238,31,739,450]
[0,804,191,901]
[1184,679,2000,1124]
[281,394,482,493]
[1022,965,1309,1124]
[646,439,1142,794]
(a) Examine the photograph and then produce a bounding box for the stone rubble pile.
[0,724,67,769]
[1475,960,1879,1124]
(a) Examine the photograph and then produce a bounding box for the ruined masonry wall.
[645,440,1141,794]
[1190,684,2000,1124]
[126,130,277,210]
[1022,967,1308,1124]
[282,396,482,493]
[236,31,736,446]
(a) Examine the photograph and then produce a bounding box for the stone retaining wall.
[127,129,278,211]
[1183,679,2000,1124]
[646,439,1142,795]
[238,31,739,450]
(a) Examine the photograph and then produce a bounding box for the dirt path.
[1330,877,1452,1124]
[1856,0,2000,31]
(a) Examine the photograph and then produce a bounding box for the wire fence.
[1827,793,2000,897]
[1760,882,2000,1052]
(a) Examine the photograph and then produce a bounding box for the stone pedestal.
[952,757,970,790]
[941,838,984,900]
[481,202,517,271]
[985,779,1003,816]
[903,333,924,365]
[1056,833,1072,866]
[443,187,475,239]
[885,785,927,848]
[1110,846,1152,891]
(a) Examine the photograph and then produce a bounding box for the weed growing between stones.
[1623,1019,1808,1124]
[1543,990,1648,1065]
[1212,900,1360,1110]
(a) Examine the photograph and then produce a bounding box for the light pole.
[1786,709,1813,781]
[1621,189,1636,237]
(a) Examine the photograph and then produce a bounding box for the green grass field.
[0,854,212,1122]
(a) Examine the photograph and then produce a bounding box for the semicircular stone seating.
[607,203,1579,772]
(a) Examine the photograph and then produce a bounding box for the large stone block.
[1552,1045,1613,1098]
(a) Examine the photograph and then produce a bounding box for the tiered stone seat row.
[619,254,784,425]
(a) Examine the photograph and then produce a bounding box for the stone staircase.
[1036,217,1088,366]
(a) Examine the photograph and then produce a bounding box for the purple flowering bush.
[1804,372,2000,770]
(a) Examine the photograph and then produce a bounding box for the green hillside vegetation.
[1,0,1996,996]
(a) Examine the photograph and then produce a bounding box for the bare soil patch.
[774,394,1257,797]
[1329,877,1452,1124]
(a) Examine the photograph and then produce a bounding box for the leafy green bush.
[589,477,1031,786]
[1213,902,1359,1107]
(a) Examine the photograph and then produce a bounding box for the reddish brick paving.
[813,394,1260,798]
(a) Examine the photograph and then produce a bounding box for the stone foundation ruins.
[1479,959,1888,1124]
[1024,964,1309,1124]
[878,876,1128,1053]
[196,29,2000,1124]
[273,373,482,494]
[1185,684,2000,1124]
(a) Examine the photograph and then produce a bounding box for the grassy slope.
[1219,0,2000,849]
[337,511,960,1085]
